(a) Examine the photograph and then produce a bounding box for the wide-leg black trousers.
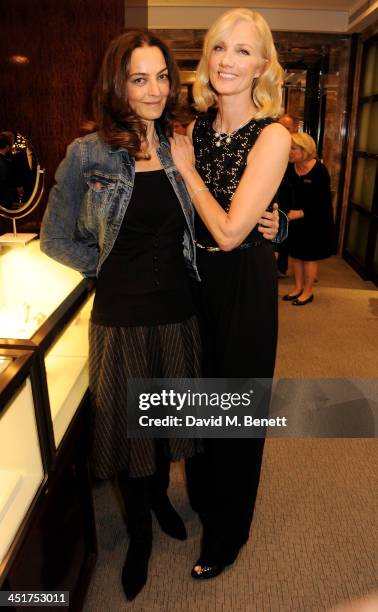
[187,244,277,563]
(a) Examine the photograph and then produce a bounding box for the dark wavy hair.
[92,29,181,157]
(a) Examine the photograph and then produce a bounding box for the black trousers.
[186,437,265,564]
[188,247,276,564]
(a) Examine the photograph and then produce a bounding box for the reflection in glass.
[283,69,307,128]
[0,377,44,564]
[374,44,378,96]
[356,103,370,151]
[45,296,93,448]
[362,43,377,97]
[373,236,378,274]
[0,131,44,245]
[351,158,377,211]
[0,356,12,375]
[346,209,369,264]
[351,158,364,205]
[367,102,378,154]
[0,132,38,211]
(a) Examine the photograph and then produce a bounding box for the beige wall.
[147,3,349,32]
[140,0,377,32]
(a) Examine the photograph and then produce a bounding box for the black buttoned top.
[91,169,194,326]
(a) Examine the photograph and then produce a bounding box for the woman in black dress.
[171,8,291,578]
[283,132,335,305]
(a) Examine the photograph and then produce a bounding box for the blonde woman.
[171,9,290,579]
[283,132,334,305]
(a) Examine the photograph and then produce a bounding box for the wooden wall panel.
[0,0,125,232]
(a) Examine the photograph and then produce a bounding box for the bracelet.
[190,187,209,201]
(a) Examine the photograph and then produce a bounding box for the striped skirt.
[88,315,202,478]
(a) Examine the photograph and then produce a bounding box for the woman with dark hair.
[40,28,279,600]
[40,29,203,601]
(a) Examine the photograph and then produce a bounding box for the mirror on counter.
[0,131,45,245]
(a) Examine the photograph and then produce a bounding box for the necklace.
[213,115,254,147]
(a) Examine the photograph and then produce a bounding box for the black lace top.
[192,112,274,246]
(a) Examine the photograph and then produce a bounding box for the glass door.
[343,35,378,285]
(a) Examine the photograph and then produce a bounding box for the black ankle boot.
[151,495,187,540]
[122,535,152,601]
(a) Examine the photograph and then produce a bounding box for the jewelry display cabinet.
[0,240,97,610]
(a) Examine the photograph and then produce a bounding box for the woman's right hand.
[169,134,196,180]
[258,203,279,240]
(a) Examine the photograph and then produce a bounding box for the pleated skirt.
[88,315,202,478]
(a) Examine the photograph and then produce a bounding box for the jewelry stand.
[0,218,37,246]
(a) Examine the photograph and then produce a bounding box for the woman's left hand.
[258,203,279,240]
[169,134,195,177]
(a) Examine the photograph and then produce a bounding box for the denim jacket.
[40,130,200,280]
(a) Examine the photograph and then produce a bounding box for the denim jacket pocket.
[86,173,118,213]
[79,172,119,232]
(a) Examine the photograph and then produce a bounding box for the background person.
[282,132,335,305]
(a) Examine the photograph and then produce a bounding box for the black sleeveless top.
[192,112,274,247]
[92,169,194,327]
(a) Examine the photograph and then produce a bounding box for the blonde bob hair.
[193,8,284,119]
[291,132,317,160]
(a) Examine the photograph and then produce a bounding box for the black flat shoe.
[151,497,187,540]
[292,294,314,306]
[282,291,302,301]
[122,539,152,601]
[191,560,226,580]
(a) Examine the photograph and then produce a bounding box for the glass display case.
[0,239,94,450]
[0,376,44,564]
[45,297,92,448]
[0,350,45,570]
[0,240,97,606]
[0,239,86,340]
